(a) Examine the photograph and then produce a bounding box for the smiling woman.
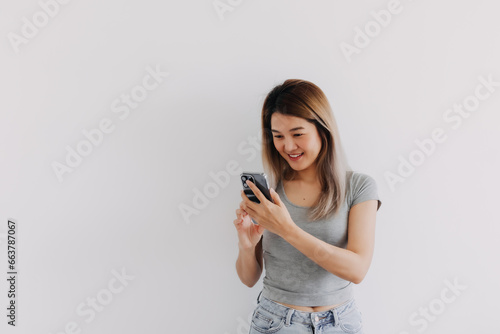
[233,79,381,334]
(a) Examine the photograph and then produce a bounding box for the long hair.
[261,79,352,221]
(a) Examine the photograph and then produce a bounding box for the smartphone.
[240,172,274,225]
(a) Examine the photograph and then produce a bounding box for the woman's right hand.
[233,206,265,250]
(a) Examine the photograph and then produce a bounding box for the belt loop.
[285,308,294,326]
[331,308,339,327]
[257,290,263,304]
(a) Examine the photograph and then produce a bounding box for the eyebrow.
[271,126,305,133]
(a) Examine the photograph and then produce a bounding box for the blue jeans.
[249,290,364,334]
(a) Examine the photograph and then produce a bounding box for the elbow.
[351,265,369,284]
[243,278,259,288]
[239,272,261,288]
[351,274,364,285]
[242,278,255,288]
[350,255,371,284]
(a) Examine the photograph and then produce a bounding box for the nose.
[283,138,298,153]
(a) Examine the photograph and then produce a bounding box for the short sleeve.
[349,172,382,211]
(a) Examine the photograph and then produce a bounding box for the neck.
[294,165,319,185]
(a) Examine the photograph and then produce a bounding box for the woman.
[234,79,382,334]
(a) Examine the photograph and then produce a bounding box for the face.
[270,113,322,173]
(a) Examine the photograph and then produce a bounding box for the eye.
[273,134,303,138]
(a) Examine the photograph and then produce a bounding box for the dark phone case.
[240,172,274,204]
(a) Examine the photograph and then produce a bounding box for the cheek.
[302,143,320,158]
[274,142,285,154]
[272,139,279,150]
[300,140,313,152]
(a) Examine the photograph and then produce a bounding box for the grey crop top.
[261,171,382,306]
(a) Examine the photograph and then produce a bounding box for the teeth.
[289,153,302,158]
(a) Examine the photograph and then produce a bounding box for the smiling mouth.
[288,153,304,160]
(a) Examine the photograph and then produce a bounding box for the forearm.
[235,244,262,288]
[282,225,364,284]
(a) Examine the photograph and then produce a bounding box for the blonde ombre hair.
[261,79,353,221]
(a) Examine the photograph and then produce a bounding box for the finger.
[242,204,255,218]
[240,192,257,216]
[238,209,248,218]
[241,191,259,218]
[245,180,266,204]
[241,189,255,209]
[270,188,282,206]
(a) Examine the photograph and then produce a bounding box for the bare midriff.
[271,300,342,312]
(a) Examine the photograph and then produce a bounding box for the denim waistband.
[255,290,355,326]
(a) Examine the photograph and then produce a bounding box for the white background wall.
[1,0,499,333]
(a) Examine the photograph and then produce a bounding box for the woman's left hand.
[240,180,296,238]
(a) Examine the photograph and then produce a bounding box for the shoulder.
[346,170,381,210]
[348,171,377,187]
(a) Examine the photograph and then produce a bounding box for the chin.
[289,163,308,171]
